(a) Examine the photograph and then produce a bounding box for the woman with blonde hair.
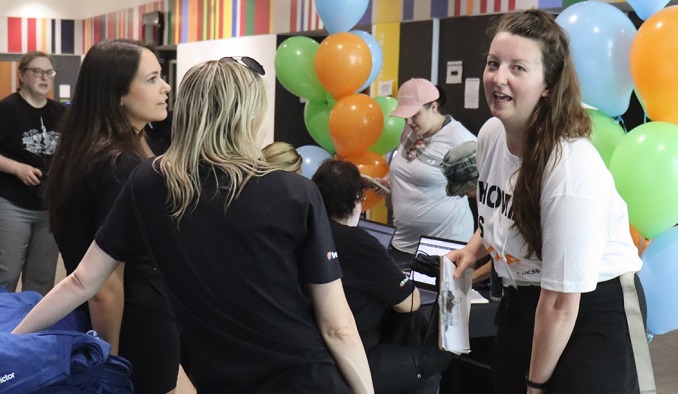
[262,141,302,174]
[13,57,373,393]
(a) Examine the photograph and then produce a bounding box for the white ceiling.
[0,0,159,20]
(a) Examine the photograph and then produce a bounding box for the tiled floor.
[44,257,678,393]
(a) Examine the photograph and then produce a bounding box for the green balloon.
[369,96,405,155]
[275,37,329,101]
[304,98,336,154]
[587,109,625,167]
[609,121,678,238]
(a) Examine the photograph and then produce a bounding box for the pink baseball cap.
[391,78,440,118]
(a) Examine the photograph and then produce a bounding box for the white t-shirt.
[476,117,641,293]
[390,116,477,253]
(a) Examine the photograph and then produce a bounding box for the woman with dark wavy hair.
[446,9,654,394]
[44,39,178,393]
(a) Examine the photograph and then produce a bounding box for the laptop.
[357,219,396,250]
[412,235,467,305]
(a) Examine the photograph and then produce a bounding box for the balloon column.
[274,0,402,211]
[554,1,678,337]
[574,3,678,338]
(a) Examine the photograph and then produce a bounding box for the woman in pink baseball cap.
[375,78,477,262]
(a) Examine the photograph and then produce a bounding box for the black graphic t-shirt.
[0,92,65,210]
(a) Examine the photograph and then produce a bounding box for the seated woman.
[312,159,452,394]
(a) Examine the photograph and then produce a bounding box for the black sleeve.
[297,182,343,285]
[336,225,413,306]
[94,154,142,228]
[95,167,145,263]
[0,99,10,145]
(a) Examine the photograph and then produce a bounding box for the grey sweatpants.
[0,196,58,295]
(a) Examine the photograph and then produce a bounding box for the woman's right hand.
[446,247,478,279]
[14,163,42,185]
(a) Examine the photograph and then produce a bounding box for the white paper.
[446,61,462,84]
[470,289,489,304]
[439,256,472,354]
[59,84,71,99]
[464,78,480,109]
[378,80,394,97]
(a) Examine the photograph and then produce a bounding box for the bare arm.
[308,279,374,394]
[391,286,421,313]
[88,263,125,355]
[0,154,42,185]
[471,260,491,284]
[527,288,580,392]
[12,241,120,334]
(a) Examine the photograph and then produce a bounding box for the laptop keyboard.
[419,288,438,305]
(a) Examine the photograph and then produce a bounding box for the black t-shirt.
[54,153,172,315]
[145,112,172,154]
[0,92,65,210]
[95,162,350,393]
[330,221,413,350]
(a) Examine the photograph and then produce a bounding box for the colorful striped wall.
[0,0,628,54]
[0,1,164,55]
[166,0,325,44]
[81,1,165,53]
[0,17,80,54]
[164,0,626,45]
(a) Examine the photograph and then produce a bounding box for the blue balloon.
[297,145,332,179]
[316,0,369,34]
[555,2,637,117]
[639,226,678,335]
[627,0,670,20]
[350,30,383,93]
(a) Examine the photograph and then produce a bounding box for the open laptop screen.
[412,235,467,287]
[357,219,396,250]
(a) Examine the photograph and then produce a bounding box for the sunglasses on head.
[219,56,265,76]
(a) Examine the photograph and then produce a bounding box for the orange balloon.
[630,225,652,256]
[315,32,372,100]
[345,151,389,211]
[361,189,383,211]
[630,6,678,123]
[329,94,384,158]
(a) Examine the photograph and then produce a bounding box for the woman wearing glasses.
[376,79,476,259]
[14,58,373,393]
[44,39,178,393]
[0,51,65,295]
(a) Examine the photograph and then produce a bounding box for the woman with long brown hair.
[44,39,178,393]
[447,9,654,394]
